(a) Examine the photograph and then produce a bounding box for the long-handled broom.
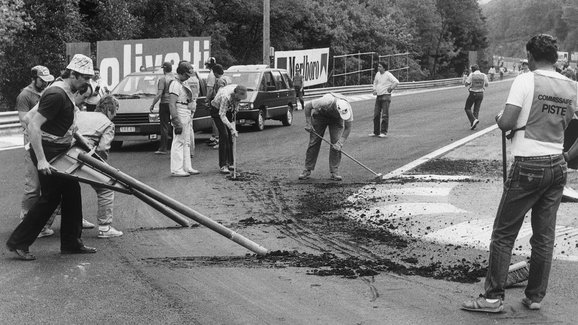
[307,129,383,180]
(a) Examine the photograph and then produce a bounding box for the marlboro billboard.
[274,48,329,87]
[96,37,211,89]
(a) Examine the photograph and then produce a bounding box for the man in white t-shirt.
[462,34,578,313]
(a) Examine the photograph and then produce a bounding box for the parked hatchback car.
[223,65,297,131]
[110,68,211,148]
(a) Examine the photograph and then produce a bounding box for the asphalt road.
[5,79,575,324]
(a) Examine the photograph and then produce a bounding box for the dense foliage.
[482,0,578,58]
[0,0,488,109]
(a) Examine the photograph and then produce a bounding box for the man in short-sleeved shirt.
[299,93,353,181]
[462,34,578,313]
[7,54,96,260]
[150,62,174,154]
[463,64,489,130]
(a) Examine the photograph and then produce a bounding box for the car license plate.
[119,126,136,133]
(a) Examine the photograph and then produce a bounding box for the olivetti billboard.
[96,37,211,89]
[275,48,329,87]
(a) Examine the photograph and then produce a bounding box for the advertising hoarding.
[274,48,329,87]
[97,37,211,89]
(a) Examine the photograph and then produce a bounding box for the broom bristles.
[504,261,530,288]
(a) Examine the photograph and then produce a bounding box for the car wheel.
[111,141,123,150]
[281,106,293,126]
[254,110,265,131]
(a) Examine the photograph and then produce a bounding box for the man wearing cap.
[463,64,489,130]
[150,62,174,154]
[6,54,97,260]
[210,84,248,174]
[299,93,353,181]
[15,65,55,235]
[168,61,200,177]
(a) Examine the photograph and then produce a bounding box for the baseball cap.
[177,61,195,77]
[336,99,352,120]
[31,65,55,82]
[66,54,94,76]
[521,59,529,64]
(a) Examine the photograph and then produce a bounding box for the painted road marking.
[346,182,578,261]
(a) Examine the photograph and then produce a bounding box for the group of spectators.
[150,57,247,176]
[8,54,123,261]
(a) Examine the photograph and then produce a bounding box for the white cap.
[336,99,352,120]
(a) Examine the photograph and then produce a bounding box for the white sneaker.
[38,226,54,238]
[471,119,479,130]
[82,219,95,229]
[378,133,387,138]
[220,166,230,174]
[98,226,123,238]
[186,168,200,175]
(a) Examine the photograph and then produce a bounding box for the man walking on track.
[6,54,97,260]
[299,93,353,181]
[463,64,489,130]
[371,62,398,138]
[461,34,578,313]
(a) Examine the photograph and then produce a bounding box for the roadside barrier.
[0,77,463,136]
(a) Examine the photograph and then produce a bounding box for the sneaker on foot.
[378,133,387,138]
[186,168,200,175]
[461,295,503,313]
[171,171,191,177]
[471,119,479,130]
[368,133,377,137]
[220,166,231,174]
[82,219,95,229]
[37,226,54,238]
[330,173,343,181]
[521,297,541,310]
[298,169,311,180]
[98,226,123,238]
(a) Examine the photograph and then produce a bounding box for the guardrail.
[0,77,463,136]
[304,77,462,98]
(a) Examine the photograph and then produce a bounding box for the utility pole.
[263,0,270,66]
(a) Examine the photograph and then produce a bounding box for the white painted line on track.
[383,124,498,179]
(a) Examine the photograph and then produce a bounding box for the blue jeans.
[305,114,343,173]
[484,155,567,302]
[373,94,391,135]
[464,91,483,124]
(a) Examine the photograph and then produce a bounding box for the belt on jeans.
[177,101,189,105]
[469,91,484,93]
[514,154,564,161]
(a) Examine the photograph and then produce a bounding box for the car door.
[259,71,279,117]
[270,70,290,117]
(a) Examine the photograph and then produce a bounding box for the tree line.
[482,0,578,58]
[0,0,488,110]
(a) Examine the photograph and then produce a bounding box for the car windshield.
[223,71,261,91]
[112,75,159,96]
